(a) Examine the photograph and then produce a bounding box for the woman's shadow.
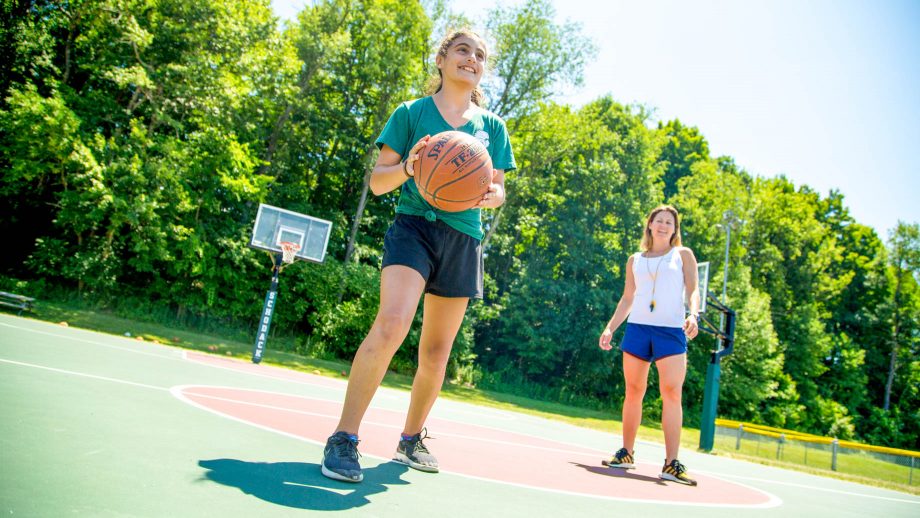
[198,459,410,511]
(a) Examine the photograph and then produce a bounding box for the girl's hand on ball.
[476,171,504,208]
[405,135,430,176]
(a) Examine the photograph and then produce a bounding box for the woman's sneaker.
[394,428,438,473]
[659,459,697,486]
[321,431,363,482]
[602,447,635,469]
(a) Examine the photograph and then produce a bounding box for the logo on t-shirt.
[474,130,490,149]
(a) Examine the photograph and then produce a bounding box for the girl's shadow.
[570,462,666,485]
[198,459,410,511]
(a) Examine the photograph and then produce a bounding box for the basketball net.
[279,241,301,264]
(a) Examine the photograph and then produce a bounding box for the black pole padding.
[716,308,736,359]
[251,253,283,364]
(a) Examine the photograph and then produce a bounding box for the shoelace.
[670,460,687,474]
[410,428,434,454]
[331,435,361,460]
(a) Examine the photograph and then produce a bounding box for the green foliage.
[483,0,596,121]
[477,98,660,402]
[656,119,710,200]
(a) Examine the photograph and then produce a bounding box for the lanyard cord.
[645,249,670,312]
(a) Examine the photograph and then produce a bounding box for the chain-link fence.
[714,419,919,487]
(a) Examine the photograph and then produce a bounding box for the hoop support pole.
[251,254,283,364]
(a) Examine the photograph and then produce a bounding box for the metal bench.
[0,291,36,315]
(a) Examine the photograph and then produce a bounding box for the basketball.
[414,131,493,212]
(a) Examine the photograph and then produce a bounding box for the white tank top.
[627,247,686,328]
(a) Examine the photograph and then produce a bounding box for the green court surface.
[2,313,919,517]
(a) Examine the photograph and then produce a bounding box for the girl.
[598,205,700,486]
[321,30,515,483]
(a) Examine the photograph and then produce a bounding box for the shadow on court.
[570,462,667,485]
[198,459,410,510]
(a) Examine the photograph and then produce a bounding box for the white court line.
[0,321,184,361]
[171,384,781,509]
[0,321,359,394]
[0,357,167,392]
[172,384,628,461]
[0,320,513,426]
[2,319,509,421]
[183,351,516,420]
[705,472,920,505]
[172,386,603,460]
[181,350,352,391]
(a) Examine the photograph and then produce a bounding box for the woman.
[598,205,700,486]
[321,29,515,483]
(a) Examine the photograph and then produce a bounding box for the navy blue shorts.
[620,322,687,362]
[381,214,483,299]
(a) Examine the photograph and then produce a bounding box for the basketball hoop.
[279,241,301,264]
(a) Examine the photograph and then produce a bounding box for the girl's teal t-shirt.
[375,96,516,240]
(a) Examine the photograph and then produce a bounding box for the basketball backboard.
[249,204,332,263]
[696,261,710,313]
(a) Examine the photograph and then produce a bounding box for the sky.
[270,0,920,238]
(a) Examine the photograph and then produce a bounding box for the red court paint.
[179,356,778,507]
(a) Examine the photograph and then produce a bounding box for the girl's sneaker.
[394,428,439,473]
[602,447,635,469]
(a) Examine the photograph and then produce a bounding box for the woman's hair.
[426,29,487,107]
[640,205,683,251]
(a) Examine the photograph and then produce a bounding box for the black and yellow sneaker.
[602,447,635,469]
[659,459,697,486]
[394,428,439,473]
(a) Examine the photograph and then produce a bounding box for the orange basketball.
[414,131,493,212]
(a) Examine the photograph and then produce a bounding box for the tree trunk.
[883,259,904,410]
[259,63,319,176]
[343,157,374,265]
[481,203,506,249]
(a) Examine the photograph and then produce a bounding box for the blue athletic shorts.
[620,322,687,362]
[381,214,483,299]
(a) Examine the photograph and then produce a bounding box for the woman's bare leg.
[621,353,651,452]
[656,353,687,463]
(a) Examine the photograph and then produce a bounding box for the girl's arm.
[599,255,637,350]
[370,137,429,196]
[680,247,700,339]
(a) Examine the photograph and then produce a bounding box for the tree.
[478,0,595,247]
[476,98,660,402]
[671,159,795,425]
[884,222,920,410]
[656,119,710,200]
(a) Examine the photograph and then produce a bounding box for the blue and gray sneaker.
[394,428,438,473]
[321,431,363,482]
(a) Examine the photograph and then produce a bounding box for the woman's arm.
[599,255,637,350]
[680,247,700,339]
[370,137,429,196]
